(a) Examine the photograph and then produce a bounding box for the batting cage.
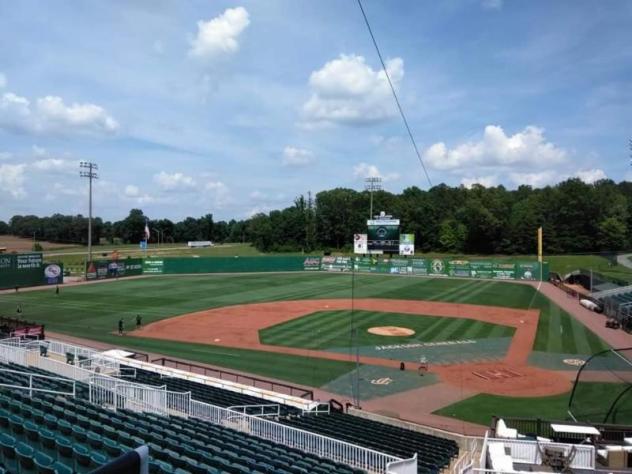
[568,347,632,424]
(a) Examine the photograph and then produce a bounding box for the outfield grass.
[259,310,514,350]
[434,382,632,425]
[0,273,608,387]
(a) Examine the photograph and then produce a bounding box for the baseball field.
[1,272,628,429]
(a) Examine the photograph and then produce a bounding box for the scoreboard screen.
[367,219,399,253]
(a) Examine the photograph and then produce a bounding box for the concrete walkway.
[616,253,632,270]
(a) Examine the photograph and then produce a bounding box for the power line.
[356,0,433,188]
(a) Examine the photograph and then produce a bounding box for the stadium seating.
[0,363,365,474]
[129,366,459,473]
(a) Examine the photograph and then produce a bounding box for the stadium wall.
[0,253,64,290]
[140,256,548,281]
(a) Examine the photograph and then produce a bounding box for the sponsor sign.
[353,234,368,254]
[321,256,352,272]
[143,259,164,274]
[43,264,63,284]
[448,259,470,277]
[303,257,321,271]
[399,234,415,256]
[16,253,42,269]
[87,259,144,280]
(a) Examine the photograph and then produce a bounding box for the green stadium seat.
[54,435,73,460]
[52,461,73,474]
[73,443,92,472]
[90,451,108,468]
[34,451,56,474]
[15,441,35,471]
[9,413,25,436]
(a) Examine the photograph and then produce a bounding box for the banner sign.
[321,256,352,272]
[16,253,43,269]
[399,234,415,256]
[354,234,368,254]
[143,259,164,274]
[342,257,548,281]
[303,257,321,271]
[86,259,144,280]
[43,264,63,285]
[0,253,63,290]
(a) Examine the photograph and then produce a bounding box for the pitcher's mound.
[368,326,415,336]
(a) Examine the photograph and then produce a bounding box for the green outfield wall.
[140,255,548,281]
[85,258,144,281]
[0,253,64,289]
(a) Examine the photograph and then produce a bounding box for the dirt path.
[133,298,570,397]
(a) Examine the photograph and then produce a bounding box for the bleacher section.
[0,362,365,474]
[595,289,632,331]
[131,365,459,473]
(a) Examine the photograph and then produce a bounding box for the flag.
[144,221,150,241]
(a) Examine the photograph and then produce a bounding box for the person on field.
[55,285,59,295]
[136,314,142,329]
[118,318,124,336]
[16,304,22,317]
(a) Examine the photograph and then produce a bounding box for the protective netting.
[568,348,632,424]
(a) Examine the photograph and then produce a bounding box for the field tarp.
[0,253,64,289]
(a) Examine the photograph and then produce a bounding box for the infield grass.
[259,310,515,350]
[434,382,632,425]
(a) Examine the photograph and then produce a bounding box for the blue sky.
[1,0,631,221]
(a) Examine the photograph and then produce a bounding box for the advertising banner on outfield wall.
[321,256,352,272]
[86,259,144,280]
[344,256,548,281]
[0,253,62,290]
[303,257,321,271]
[143,259,165,274]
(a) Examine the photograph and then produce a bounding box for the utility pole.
[365,177,382,219]
[79,162,98,263]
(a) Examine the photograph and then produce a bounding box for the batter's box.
[472,368,523,380]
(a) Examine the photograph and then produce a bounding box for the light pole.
[152,228,163,246]
[79,162,98,263]
[365,177,382,219]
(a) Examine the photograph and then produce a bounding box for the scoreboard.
[367,218,399,253]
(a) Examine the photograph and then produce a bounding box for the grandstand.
[0,337,460,474]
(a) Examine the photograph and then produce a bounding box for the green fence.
[86,258,144,281]
[0,253,64,289]
[322,256,548,281]
[142,256,321,274]
[141,255,547,281]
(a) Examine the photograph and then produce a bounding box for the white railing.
[227,404,280,417]
[0,338,414,474]
[452,438,479,474]
[190,399,405,473]
[0,342,27,366]
[0,367,76,398]
[386,453,418,474]
[592,284,632,299]
[111,355,318,411]
[478,436,595,471]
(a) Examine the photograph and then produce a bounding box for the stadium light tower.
[365,177,382,219]
[79,162,98,263]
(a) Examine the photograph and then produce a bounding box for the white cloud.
[575,168,607,184]
[482,0,503,10]
[124,185,140,197]
[0,91,118,135]
[302,54,404,126]
[153,171,196,190]
[32,145,46,156]
[0,163,26,198]
[0,152,12,160]
[423,125,567,171]
[0,73,6,89]
[509,171,557,187]
[461,175,497,188]
[188,7,250,60]
[32,158,77,173]
[282,146,314,166]
[353,162,399,182]
[205,180,231,208]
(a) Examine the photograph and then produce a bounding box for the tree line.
[3,178,632,254]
